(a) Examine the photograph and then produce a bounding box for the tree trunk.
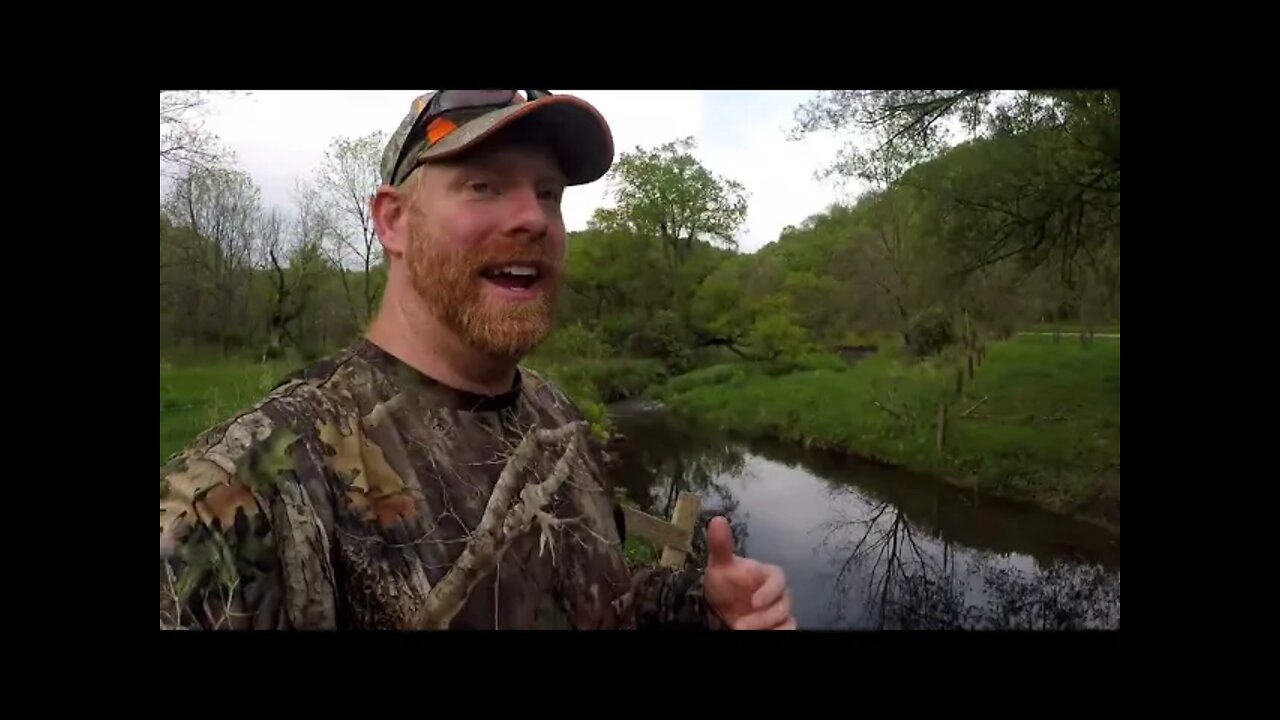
[935,403,947,453]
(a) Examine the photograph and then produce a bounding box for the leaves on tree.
[595,136,749,266]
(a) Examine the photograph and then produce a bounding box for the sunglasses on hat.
[389,89,553,186]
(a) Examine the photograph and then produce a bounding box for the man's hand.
[703,516,796,630]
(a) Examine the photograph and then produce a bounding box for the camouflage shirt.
[159,339,724,630]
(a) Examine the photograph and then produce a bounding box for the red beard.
[407,223,561,361]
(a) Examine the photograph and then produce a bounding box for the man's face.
[403,142,568,360]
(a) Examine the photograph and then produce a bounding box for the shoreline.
[644,400,1120,535]
[634,338,1120,536]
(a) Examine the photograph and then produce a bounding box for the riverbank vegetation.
[648,336,1120,530]
[160,90,1119,528]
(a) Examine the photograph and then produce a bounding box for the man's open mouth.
[480,263,543,292]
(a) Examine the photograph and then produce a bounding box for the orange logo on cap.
[426,117,458,145]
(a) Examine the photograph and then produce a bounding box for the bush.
[628,310,693,374]
[537,323,613,361]
[748,312,809,362]
[533,358,667,405]
[906,309,956,358]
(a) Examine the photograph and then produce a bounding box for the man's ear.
[371,185,410,258]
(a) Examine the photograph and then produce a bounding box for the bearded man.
[158,90,795,630]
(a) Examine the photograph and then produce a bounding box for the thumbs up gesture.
[703,516,796,630]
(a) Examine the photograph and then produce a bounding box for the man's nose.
[502,186,551,238]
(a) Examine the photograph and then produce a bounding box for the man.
[159,90,795,630]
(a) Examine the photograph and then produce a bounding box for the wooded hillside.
[159,90,1120,366]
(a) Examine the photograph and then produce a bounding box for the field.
[159,356,296,465]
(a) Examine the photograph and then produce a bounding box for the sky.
[177,90,860,254]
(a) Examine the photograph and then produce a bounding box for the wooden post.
[659,491,701,569]
[935,403,948,453]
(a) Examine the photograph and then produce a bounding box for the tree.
[258,185,329,360]
[748,295,810,362]
[564,222,669,332]
[160,91,234,177]
[691,256,756,350]
[317,133,386,326]
[596,137,749,268]
[162,164,262,353]
[791,90,1120,277]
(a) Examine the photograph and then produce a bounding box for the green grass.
[1027,322,1121,335]
[651,336,1121,530]
[159,357,297,465]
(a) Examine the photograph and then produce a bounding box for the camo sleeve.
[627,565,726,629]
[160,400,337,631]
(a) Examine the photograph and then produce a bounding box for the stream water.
[606,400,1121,630]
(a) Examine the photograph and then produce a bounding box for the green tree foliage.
[161,93,1118,383]
[594,137,749,268]
[791,90,1119,278]
[691,256,757,346]
[562,222,672,347]
[629,309,694,374]
[535,323,613,361]
[555,139,747,358]
[748,295,810,362]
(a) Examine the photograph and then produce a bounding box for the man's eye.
[468,181,493,194]
[539,188,563,202]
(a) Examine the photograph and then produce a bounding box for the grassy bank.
[648,336,1121,531]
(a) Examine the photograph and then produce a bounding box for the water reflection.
[607,402,751,558]
[605,401,1120,630]
[820,494,1121,629]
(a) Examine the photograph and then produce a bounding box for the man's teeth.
[490,265,537,277]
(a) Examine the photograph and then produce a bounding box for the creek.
[606,400,1120,630]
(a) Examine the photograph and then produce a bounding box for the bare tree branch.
[415,421,587,629]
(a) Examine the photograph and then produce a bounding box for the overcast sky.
[179,90,860,254]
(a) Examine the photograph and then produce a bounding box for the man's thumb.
[707,516,734,566]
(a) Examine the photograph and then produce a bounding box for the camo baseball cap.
[380,90,615,188]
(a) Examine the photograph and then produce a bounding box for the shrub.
[628,310,692,374]
[537,323,613,361]
[906,309,956,358]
